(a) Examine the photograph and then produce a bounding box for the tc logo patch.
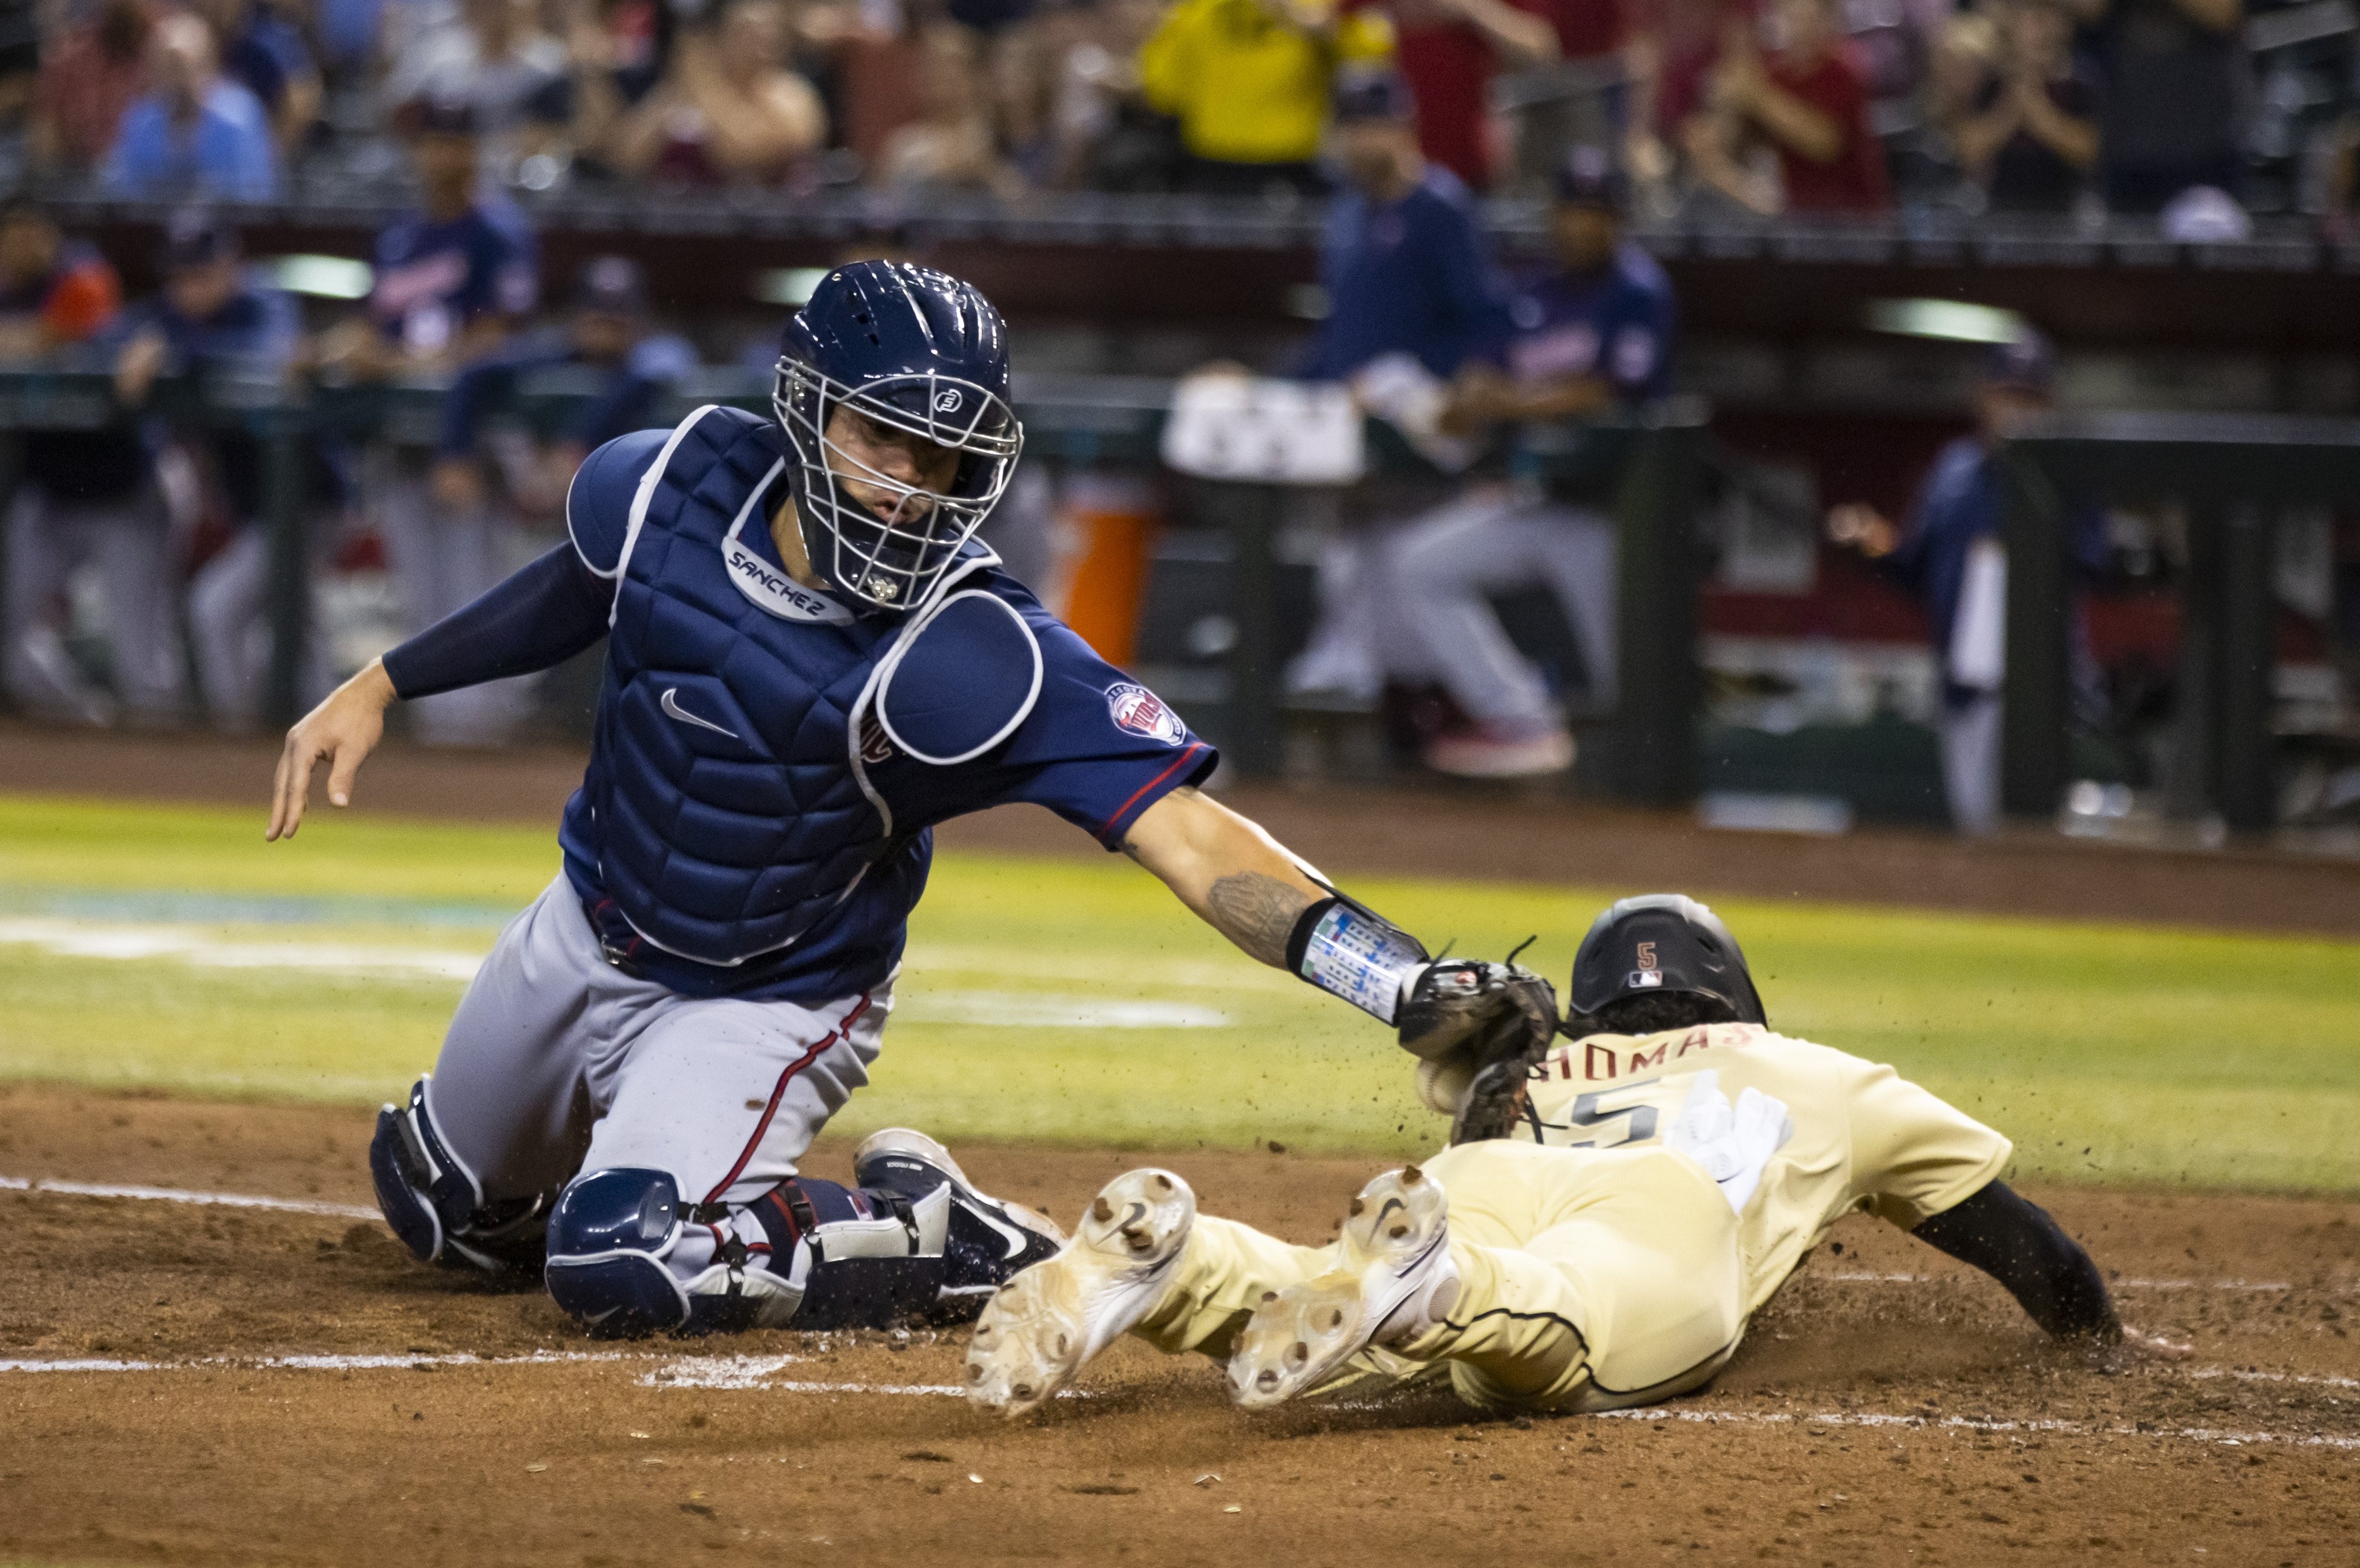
[934,388,964,413]
[858,713,897,764]
[1106,682,1183,745]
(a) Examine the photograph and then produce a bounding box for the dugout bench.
[1999,410,2360,835]
[0,366,1711,808]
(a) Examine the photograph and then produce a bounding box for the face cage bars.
[771,361,1024,611]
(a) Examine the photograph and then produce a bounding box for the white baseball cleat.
[1227,1163,1460,1411]
[964,1167,1196,1419]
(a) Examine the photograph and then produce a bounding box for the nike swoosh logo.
[661,687,739,739]
[961,1196,1032,1259]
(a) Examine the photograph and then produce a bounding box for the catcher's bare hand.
[267,660,397,841]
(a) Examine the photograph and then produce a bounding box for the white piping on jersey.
[871,589,1044,766]
[609,403,719,628]
[563,447,620,580]
[720,457,855,626]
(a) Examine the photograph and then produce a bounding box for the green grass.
[2,793,2357,1192]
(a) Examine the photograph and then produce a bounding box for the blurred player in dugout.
[113,211,309,731]
[0,200,171,727]
[968,894,2178,1419]
[1283,88,1676,780]
[319,92,540,746]
[1826,331,2106,835]
[425,251,697,701]
[1394,144,1675,778]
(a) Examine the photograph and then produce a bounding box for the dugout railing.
[0,367,1710,805]
[1999,410,2360,835]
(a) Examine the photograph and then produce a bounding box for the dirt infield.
[7,720,2359,938]
[3,1083,2354,1567]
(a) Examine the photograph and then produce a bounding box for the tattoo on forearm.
[1208,872,1315,968]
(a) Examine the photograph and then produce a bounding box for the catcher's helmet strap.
[1286,895,1430,1024]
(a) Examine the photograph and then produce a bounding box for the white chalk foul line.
[0,1350,647,1374]
[1819,1269,2358,1297]
[0,1351,2340,1448]
[1,1174,380,1221]
[0,1350,1035,1401]
[1590,1404,2360,1451]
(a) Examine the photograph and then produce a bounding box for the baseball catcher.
[966,893,2183,1416]
[266,260,1555,1337]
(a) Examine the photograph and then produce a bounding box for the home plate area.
[1,1086,2354,1566]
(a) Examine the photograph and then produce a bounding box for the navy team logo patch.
[858,712,897,764]
[1106,682,1183,744]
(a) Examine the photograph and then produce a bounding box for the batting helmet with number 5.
[1567,893,1767,1026]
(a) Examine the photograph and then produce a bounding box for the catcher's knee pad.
[544,1168,696,1336]
[370,1077,551,1275]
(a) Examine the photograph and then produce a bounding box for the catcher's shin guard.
[370,1077,550,1275]
[739,1172,955,1331]
[853,1127,1064,1310]
[543,1168,956,1338]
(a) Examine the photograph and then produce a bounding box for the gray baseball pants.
[1384,490,1620,726]
[2,483,183,722]
[423,875,895,1279]
[376,472,538,745]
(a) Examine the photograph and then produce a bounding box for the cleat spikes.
[966,1168,1195,1420]
[1227,1166,1457,1411]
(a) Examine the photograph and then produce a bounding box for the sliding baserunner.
[267,260,1554,1338]
[967,893,2183,1416]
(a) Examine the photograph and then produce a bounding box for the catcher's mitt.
[1396,959,1558,1140]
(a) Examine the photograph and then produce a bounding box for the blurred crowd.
[0,0,2350,224]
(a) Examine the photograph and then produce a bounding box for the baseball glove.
[1396,959,1558,1135]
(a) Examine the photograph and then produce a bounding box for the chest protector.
[562,405,1021,974]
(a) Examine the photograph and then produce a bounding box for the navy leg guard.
[852,1129,1064,1309]
[745,1177,949,1331]
[544,1168,695,1337]
[370,1077,549,1275]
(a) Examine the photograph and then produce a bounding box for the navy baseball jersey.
[556,405,1216,1004]
[1495,240,1677,402]
[370,204,538,355]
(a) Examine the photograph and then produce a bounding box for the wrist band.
[1285,895,1429,1025]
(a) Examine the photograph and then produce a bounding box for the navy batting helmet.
[773,261,1022,612]
[1567,894,1767,1027]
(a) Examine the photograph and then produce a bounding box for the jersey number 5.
[1540,1077,1666,1150]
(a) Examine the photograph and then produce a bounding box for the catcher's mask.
[1567,893,1767,1027]
[772,260,1022,613]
